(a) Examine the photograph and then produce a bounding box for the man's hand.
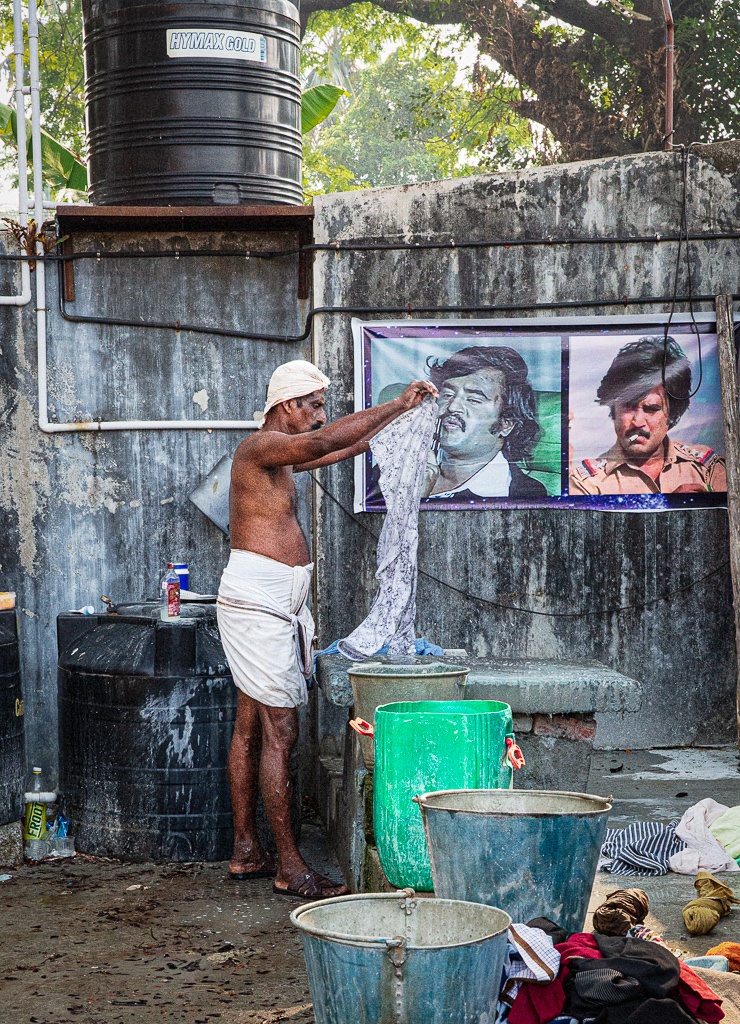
[396,380,439,411]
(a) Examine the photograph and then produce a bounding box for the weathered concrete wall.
[313,150,740,749]
[0,227,311,781]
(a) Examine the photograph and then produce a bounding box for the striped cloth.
[496,923,561,1021]
[599,820,685,876]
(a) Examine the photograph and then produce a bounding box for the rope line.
[311,473,729,619]
[663,145,704,398]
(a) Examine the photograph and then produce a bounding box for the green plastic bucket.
[373,700,515,891]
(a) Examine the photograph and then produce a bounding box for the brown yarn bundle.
[706,942,740,972]
[681,870,739,936]
[592,888,650,936]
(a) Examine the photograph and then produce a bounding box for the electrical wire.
[55,242,733,345]
[663,143,704,399]
[310,472,728,619]
[11,226,740,261]
[2,227,740,263]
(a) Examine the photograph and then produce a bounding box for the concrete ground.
[3,747,740,1023]
[586,745,740,957]
[0,819,340,1024]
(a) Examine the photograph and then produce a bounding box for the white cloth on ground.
[338,397,437,659]
[260,359,331,419]
[495,923,561,1022]
[669,797,740,874]
[217,549,315,708]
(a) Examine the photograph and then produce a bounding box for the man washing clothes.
[217,359,437,899]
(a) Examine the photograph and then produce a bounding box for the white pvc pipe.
[25,0,260,436]
[40,418,263,432]
[12,0,27,229]
[3,0,31,306]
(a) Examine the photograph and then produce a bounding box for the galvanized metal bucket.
[417,789,612,934]
[348,661,469,771]
[291,889,511,1024]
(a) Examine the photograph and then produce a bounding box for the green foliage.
[0,99,86,192]
[0,0,86,197]
[677,0,740,141]
[301,84,348,134]
[0,0,86,153]
[302,16,539,196]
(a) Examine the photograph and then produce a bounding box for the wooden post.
[715,294,740,747]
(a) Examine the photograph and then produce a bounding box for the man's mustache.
[626,428,650,441]
[440,412,465,432]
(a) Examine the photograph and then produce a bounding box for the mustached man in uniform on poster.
[421,345,547,500]
[569,336,726,496]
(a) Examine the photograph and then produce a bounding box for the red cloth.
[676,961,724,1023]
[508,933,602,1024]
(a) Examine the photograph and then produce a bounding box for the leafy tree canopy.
[300,0,740,162]
[301,7,545,195]
[0,0,85,198]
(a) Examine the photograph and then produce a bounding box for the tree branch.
[526,0,637,50]
[301,0,663,159]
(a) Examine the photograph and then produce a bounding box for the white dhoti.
[217,549,315,708]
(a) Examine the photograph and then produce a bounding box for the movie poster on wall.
[352,315,728,513]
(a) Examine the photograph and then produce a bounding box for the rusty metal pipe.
[661,0,674,148]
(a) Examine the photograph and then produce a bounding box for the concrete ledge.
[465,658,642,714]
[316,652,642,714]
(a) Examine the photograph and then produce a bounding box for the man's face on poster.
[437,368,512,460]
[613,384,671,460]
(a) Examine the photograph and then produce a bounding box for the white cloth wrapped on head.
[217,549,315,708]
[256,359,331,422]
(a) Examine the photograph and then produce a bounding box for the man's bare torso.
[228,380,437,568]
[230,437,309,567]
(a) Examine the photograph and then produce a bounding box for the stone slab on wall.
[313,151,740,750]
[0,227,312,779]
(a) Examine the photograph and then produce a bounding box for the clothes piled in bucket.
[496,922,562,1020]
[497,925,724,1024]
[598,819,685,875]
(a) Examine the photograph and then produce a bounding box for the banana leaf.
[0,101,87,193]
[301,84,347,135]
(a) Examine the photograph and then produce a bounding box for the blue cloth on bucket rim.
[315,636,445,663]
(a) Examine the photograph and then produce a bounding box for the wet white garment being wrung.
[338,397,437,659]
[217,549,315,708]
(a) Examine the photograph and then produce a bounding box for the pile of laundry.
[495,896,726,1023]
[599,799,740,877]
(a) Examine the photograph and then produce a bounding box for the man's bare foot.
[228,847,277,881]
[273,867,350,900]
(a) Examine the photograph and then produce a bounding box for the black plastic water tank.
[82,0,302,206]
[0,608,25,826]
[58,604,238,862]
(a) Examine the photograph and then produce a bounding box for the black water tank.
[82,0,302,206]
[58,604,238,862]
[0,608,25,826]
